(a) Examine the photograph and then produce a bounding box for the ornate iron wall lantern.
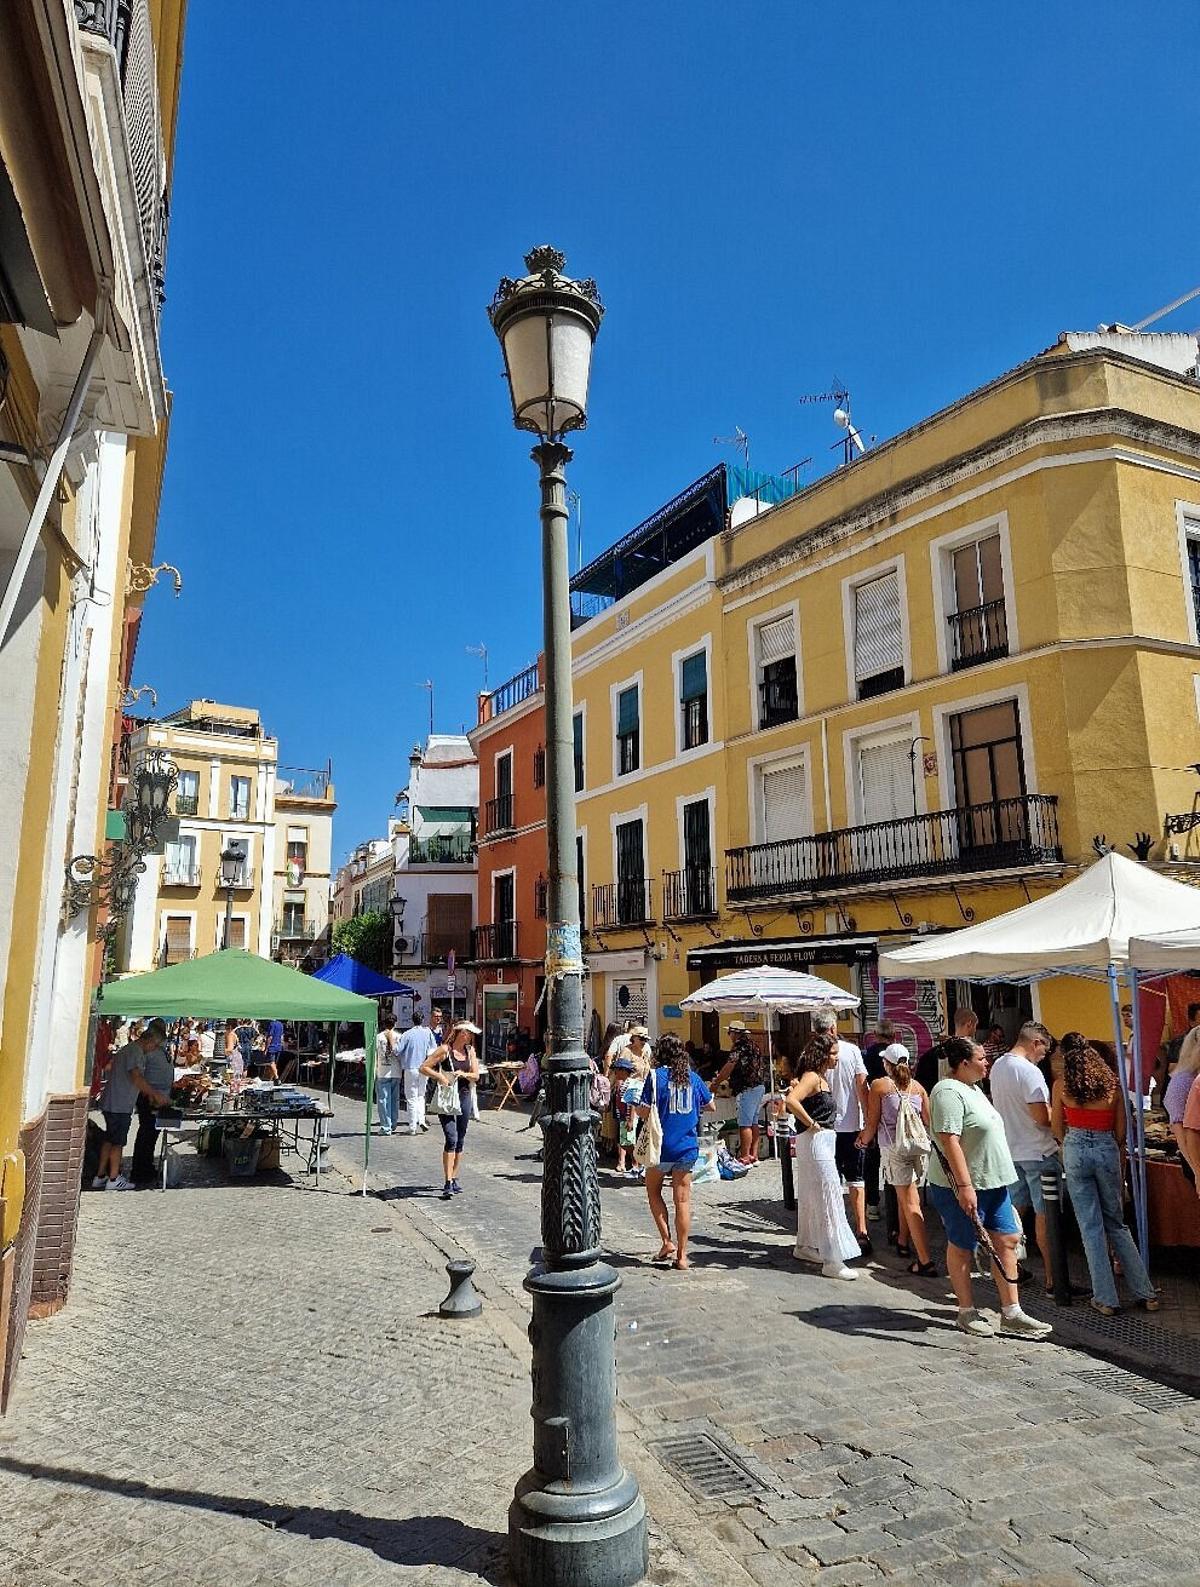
[63,747,178,940]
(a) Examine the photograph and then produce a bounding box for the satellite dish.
[833,408,849,429]
[729,495,765,528]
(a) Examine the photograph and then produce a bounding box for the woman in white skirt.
[783,1033,861,1280]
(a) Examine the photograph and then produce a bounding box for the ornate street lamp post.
[218,845,241,949]
[490,248,647,1587]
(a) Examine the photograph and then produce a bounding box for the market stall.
[96,949,380,1189]
[312,953,415,1107]
[878,852,1200,1261]
[1128,926,1200,1248]
[680,965,861,1155]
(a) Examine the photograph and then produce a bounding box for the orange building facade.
[468,661,550,1060]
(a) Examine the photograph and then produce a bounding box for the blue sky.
[144,1,1200,862]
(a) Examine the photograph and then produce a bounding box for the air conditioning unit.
[394,935,411,953]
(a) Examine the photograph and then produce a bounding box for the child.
[616,1046,651,1178]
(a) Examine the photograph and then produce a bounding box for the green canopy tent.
[95,949,379,1188]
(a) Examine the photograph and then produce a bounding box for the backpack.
[893,1087,931,1164]
[589,1065,612,1110]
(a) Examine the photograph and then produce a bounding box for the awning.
[686,935,878,974]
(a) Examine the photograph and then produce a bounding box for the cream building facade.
[272,764,336,966]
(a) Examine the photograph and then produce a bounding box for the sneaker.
[105,1174,134,1191]
[419,1122,430,1132]
[450,1179,463,1195]
[91,1175,108,1190]
[793,1244,820,1263]
[1000,1309,1053,1340]
[821,1262,858,1281]
[867,1204,880,1222]
[440,1183,453,1200]
[956,1308,995,1337]
[380,1128,392,1136]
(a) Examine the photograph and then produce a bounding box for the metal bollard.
[781,1128,796,1212]
[439,1257,483,1320]
[1041,1166,1072,1307]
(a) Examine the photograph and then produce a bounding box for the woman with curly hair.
[636,1032,714,1269]
[1051,1031,1159,1316]
[783,1032,861,1280]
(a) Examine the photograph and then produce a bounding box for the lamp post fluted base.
[509,1263,648,1587]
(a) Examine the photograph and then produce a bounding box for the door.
[951,534,1006,662]
[682,799,713,915]
[852,738,918,877]
[615,818,645,924]
[494,871,515,958]
[949,699,1027,859]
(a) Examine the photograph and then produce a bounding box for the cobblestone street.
[2,1106,1198,1586]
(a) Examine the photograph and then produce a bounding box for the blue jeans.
[376,1076,401,1133]
[1063,1129,1154,1309]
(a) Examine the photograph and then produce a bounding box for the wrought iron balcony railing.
[217,866,254,891]
[161,862,201,888]
[174,794,199,816]
[726,794,1061,902]
[662,867,717,921]
[484,793,514,835]
[409,833,475,864]
[948,598,1009,671]
[471,921,518,961]
[478,662,542,723]
[273,917,320,941]
[593,878,655,929]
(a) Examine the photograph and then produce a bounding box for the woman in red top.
[1051,1032,1159,1316]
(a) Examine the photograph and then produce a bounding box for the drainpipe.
[0,289,110,650]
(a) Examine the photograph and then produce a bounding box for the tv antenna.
[713,426,751,466]
[465,642,488,691]
[1098,285,1200,334]
[797,380,849,408]
[416,679,434,737]
[798,381,869,466]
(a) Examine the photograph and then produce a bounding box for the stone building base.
[1,1106,47,1412]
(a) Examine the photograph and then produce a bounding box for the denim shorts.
[1008,1153,1062,1215]
[654,1157,698,1176]
[103,1110,132,1147]
[928,1182,1021,1251]
[736,1084,766,1128]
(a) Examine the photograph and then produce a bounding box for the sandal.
[896,1243,912,1260]
[1088,1297,1118,1317]
[907,1260,938,1278]
[1138,1296,1162,1312]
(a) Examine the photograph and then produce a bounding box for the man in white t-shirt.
[989,1020,1058,1289]
[397,1012,438,1134]
[814,1007,871,1253]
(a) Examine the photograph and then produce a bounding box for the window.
[534,874,548,918]
[755,613,798,729]
[223,836,249,885]
[853,571,904,699]
[616,685,639,775]
[949,700,1026,809]
[176,769,199,816]
[229,775,250,820]
[427,893,472,962]
[857,738,917,826]
[948,533,1007,669]
[576,833,586,925]
[281,895,307,936]
[164,915,191,963]
[681,798,714,915]
[760,761,808,844]
[1188,525,1200,641]
[286,830,308,883]
[226,917,247,951]
[615,817,647,923]
[163,834,198,886]
[532,744,546,789]
[572,712,584,792]
[679,650,709,750]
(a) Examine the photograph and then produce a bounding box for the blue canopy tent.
[311,955,417,1173]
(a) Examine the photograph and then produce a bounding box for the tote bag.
[893,1088,931,1164]
[431,1064,461,1117]
[633,1071,662,1168]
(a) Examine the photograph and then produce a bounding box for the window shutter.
[680,651,707,701]
[227,918,247,950]
[858,739,915,824]
[761,763,807,844]
[165,916,191,958]
[617,686,639,735]
[614,977,648,1025]
[758,614,795,666]
[853,573,903,680]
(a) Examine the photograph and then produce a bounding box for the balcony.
[161,862,201,888]
[759,675,799,730]
[471,921,518,961]
[662,867,717,921]
[175,794,199,816]
[949,599,1009,671]
[478,662,542,724]
[217,866,254,891]
[273,917,319,942]
[593,878,655,929]
[726,795,1061,902]
[409,833,475,865]
[484,793,515,836]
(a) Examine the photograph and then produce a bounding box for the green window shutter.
[680,651,707,701]
[617,686,639,735]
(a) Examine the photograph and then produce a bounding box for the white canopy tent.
[878,853,1200,1262]
[680,966,861,1144]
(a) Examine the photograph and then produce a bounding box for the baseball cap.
[881,1043,911,1066]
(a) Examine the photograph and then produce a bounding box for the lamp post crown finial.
[525,244,566,275]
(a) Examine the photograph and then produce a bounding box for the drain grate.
[649,1432,768,1500]
[1024,1291,1200,1381]
[1067,1366,1197,1414]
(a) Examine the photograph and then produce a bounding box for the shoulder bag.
[633,1070,662,1168]
[893,1087,931,1164]
[430,1053,461,1117]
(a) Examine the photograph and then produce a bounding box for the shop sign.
[685,938,877,974]
[661,1004,682,1019]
